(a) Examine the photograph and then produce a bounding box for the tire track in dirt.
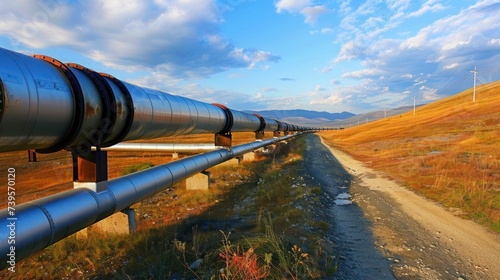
[314,134,500,280]
[300,134,394,279]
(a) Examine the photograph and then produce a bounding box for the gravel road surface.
[299,134,500,280]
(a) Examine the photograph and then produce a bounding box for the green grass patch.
[121,162,155,176]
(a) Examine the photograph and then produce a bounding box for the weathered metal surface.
[0,48,313,153]
[0,134,299,268]
[92,142,219,153]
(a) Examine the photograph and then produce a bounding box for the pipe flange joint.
[253,113,266,133]
[33,55,84,153]
[212,103,233,135]
[99,73,135,146]
[66,63,116,149]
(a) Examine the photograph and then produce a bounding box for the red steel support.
[215,132,232,148]
[255,131,265,140]
[28,150,37,162]
[72,150,108,183]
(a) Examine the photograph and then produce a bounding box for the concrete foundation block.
[186,171,210,190]
[92,211,130,234]
[76,208,136,238]
[74,181,108,192]
[242,152,255,162]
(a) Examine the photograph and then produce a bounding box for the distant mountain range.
[245,106,422,128]
[243,109,356,122]
[323,105,423,127]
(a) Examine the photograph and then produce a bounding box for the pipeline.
[91,143,220,153]
[0,46,321,269]
[0,48,315,154]
[0,134,300,269]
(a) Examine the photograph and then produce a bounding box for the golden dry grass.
[319,81,500,231]
[0,138,334,279]
[0,132,267,208]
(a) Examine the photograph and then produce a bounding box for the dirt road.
[301,134,500,279]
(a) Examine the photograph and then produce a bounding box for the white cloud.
[320,66,333,73]
[302,6,329,24]
[309,92,344,105]
[307,85,325,96]
[413,79,427,86]
[0,0,279,78]
[443,63,459,70]
[330,0,500,111]
[275,0,310,13]
[310,27,334,35]
[342,68,384,79]
[420,85,439,101]
[334,40,368,62]
[386,0,411,12]
[321,28,334,34]
[407,1,446,18]
[274,0,329,24]
[489,38,500,46]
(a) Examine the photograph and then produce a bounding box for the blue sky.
[0,0,499,113]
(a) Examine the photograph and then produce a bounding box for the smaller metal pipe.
[0,134,300,269]
[91,143,219,153]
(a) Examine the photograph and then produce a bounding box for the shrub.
[121,162,155,176]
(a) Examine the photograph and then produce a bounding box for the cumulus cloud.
[420,85,439,101]
[443,63,459,70]
[342,68,385,79]
[334,40,369,62]
[302,6,330,24]
[0,0,279,78]
[274,0,329,24]
[275,0,310,13]
[309,93,344,105]
[307,85,325,96]
[309,85,355,106]
[407,0,446,18]
[329,0,500,108]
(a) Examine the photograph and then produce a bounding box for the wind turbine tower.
[470,67,478,102]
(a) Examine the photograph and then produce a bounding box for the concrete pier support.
[77,208,135,238]
[242,152,255,162]
[186,171,210,190]
[73,150,136,236]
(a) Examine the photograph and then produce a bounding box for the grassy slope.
[1,138,335,279]
[319,81,500,231]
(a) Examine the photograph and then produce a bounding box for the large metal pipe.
[0,48,311,154]
[0,134,299,269]
[263,118,279,132]
[0,49,76,152]
[92,143,219,153]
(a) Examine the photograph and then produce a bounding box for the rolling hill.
[320,80,500,231]
[243,109,355,124]
[321,105,424,127]
[245,107,432,128]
